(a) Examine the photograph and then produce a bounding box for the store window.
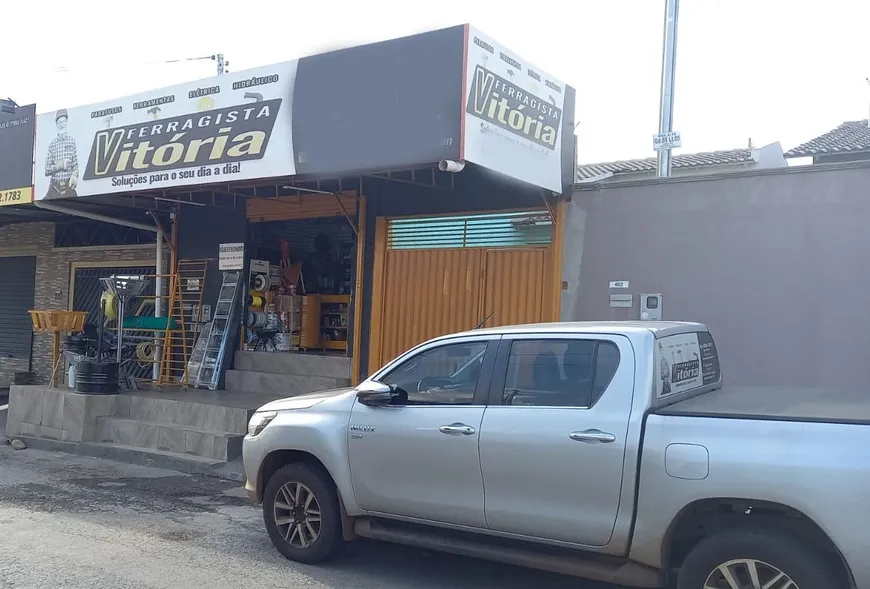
[246,216,356,354]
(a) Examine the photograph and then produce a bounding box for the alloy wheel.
[704,558,799,589]
[273,481,322,549]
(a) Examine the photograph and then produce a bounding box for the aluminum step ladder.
[191,271,242,390]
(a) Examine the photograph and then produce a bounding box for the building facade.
[0,221,159,386]
[564,161,870,389]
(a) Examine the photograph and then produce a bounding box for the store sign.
[0,103,36,206]
[653,131,682,151]
[462,27,567,193]
[34,63,298,200]
[218,243,245,270]
[655,332,721,398]
[250,259,269,273]
[27,26,575,200]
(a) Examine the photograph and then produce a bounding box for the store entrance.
[246,216,355,356]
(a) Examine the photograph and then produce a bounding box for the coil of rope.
[136,341,156,362]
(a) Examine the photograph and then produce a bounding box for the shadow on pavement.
[289,539,629,589]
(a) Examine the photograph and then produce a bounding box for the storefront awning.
[5,24,575,215]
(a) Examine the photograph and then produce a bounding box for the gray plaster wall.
[562,163,870,389]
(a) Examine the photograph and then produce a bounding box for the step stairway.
[91,393,257,462]
[225,351,352,397]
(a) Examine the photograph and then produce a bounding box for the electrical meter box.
[640,293,662,320]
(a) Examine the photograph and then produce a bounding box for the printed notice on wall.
[655,331,721,398]
[218,243,245,270]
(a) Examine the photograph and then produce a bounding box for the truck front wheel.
[262,463,344,564]
[677,528,839,589]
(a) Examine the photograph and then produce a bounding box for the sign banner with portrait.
[34,63,298,199]
[32,25,577,200]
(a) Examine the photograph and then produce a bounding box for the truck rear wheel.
[677,528,839,589]
[262,463,344,564]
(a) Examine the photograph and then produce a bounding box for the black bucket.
[75,359,120,395]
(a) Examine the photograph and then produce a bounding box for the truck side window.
[379,341,487,406]
[502,339,620,408]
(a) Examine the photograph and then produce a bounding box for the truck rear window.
[655,331,721,398]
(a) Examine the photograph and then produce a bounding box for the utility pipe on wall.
[153,234,163,381]
[33,200,158,233]
[656,0,680,178]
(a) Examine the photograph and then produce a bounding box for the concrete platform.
[226,350,351,396]
[3,385,286,466]
[234,350,350,378]
[3,352,354,475]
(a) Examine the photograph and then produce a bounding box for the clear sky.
[4,0,869,164]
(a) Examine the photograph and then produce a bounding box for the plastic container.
[75,359,120,395]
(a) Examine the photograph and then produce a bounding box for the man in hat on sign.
[43,109,79,199]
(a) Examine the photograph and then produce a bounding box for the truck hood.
[255,386,356,412]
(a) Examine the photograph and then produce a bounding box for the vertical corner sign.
[33,61,298,200]
[0,103,37,206]
[218,243,245,270]
[462,26,566,194]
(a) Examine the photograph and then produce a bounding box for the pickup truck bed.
[658,385,870,424]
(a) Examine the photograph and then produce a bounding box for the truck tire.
[262,463,344,564]
[677,528,839,589]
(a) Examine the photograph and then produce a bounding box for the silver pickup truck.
[243,321,869,589]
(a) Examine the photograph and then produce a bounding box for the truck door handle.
[569,429,616,444]
[439,423,476,436]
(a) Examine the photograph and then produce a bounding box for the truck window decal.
[656,331,720,398]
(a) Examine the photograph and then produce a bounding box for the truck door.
[477,334,635,547]
[347,335,499,528]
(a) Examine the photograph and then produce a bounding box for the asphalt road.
[0,444,630,589]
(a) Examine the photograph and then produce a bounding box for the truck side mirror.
[355,380,396,406]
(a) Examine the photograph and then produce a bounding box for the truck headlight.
[248,410,278,437]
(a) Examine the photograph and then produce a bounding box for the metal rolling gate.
[374,209,557,368]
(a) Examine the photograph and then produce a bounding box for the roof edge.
[572,158,870,191]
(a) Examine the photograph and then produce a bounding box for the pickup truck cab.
[243,321,869,589]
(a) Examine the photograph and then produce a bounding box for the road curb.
[9,436,245,482]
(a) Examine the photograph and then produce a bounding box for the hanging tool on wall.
[100,291,118,320]
[279,238,304,293]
